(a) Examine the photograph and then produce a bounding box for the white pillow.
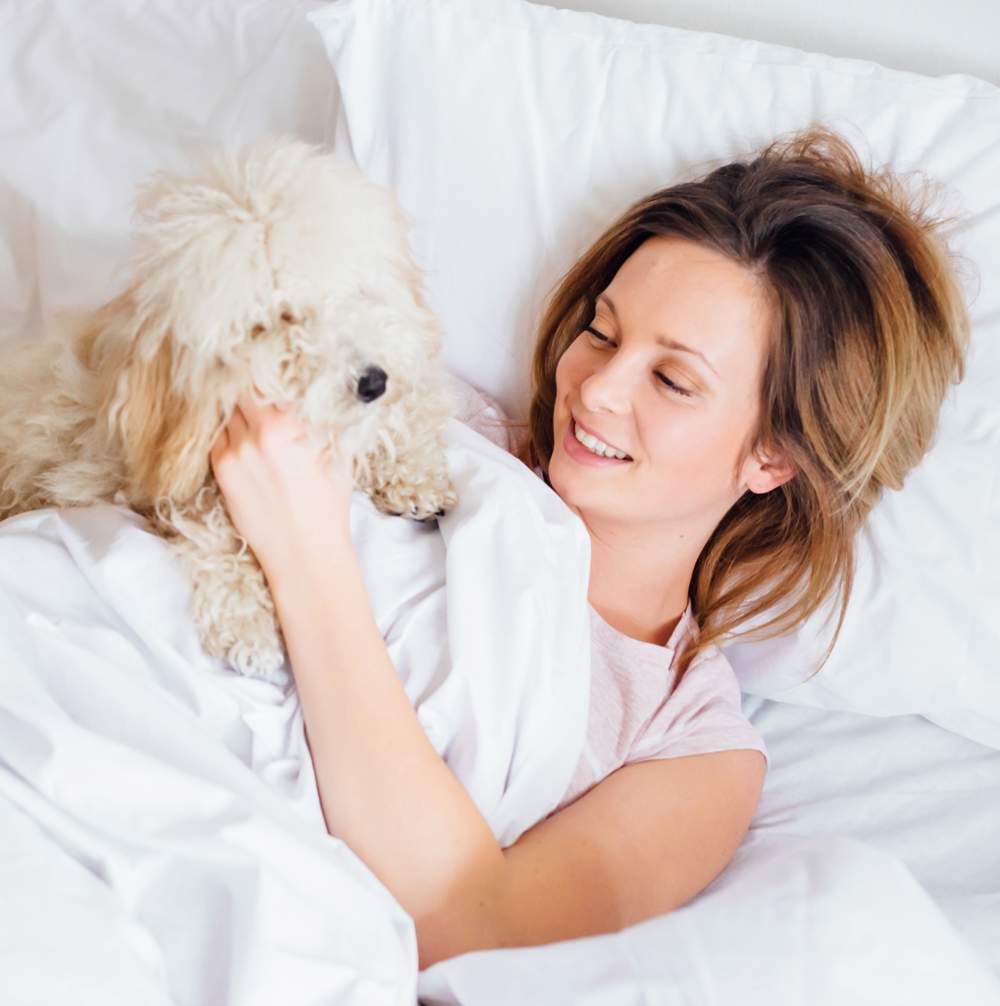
[307,0,1000,749]
[0,0,334,341]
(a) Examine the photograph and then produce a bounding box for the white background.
[532,0,1000,85]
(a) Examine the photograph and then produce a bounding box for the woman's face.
[550,236,791,536]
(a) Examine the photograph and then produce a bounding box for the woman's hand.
[209,388,355,581]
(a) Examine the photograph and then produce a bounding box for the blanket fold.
[0,417,594,1005]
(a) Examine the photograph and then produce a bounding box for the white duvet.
[2,2,999,1003]
[2,414,998,1006]
[420,705,1000,1005]
[0,416,593,1005]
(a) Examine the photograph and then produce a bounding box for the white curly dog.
[0,137,458,681]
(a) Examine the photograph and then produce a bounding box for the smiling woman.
[224,124,970,973]
[550,235,788,651]
[499,124,970,683]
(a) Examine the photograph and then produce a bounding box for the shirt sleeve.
[627,646,771,771]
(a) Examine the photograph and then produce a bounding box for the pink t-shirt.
[455,384,770,811]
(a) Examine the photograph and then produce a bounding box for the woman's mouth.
[563,418,633,467]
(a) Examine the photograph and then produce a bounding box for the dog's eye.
[250,324,266,338]
[280,310,295,324]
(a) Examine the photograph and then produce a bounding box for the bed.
[1,1,998,1004]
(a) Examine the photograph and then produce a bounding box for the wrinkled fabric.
[0,412,593,1004]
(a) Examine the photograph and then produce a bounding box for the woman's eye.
[583,326,693,398]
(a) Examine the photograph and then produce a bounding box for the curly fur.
[0,137,459,680]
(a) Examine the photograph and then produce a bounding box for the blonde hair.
[501,125,970,681]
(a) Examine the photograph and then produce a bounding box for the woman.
[209,126,969,970]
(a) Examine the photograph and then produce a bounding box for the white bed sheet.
[1,2,998,1003]
[745,697,1000,973]
[0,410,595,1005]
[419,698,1000,1004]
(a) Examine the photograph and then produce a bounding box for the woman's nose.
[579,357,637,415]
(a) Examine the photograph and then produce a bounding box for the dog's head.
[97,136,445,508]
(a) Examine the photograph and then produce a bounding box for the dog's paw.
[368,471,458,523]
[410,502,451,524]
[386,504,436,523]
[198,603,288,682]
[227,640,288,682]
[377,499,444,521]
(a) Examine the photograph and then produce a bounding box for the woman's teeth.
[573,421,631,460]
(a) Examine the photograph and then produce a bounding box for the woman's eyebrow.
[597,292,720,378]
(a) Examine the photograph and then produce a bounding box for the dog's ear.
[127,149,283,360]
[91,296,222,508]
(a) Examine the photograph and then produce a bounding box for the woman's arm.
[488,748,766,948]
[270,542,766,970]
[209,390,766,970]
[268,541,507,969]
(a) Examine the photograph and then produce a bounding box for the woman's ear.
[744,442,797,495]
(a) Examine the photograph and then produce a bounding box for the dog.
[0,137,458,681]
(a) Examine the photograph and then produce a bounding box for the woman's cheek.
[665,417,726,493]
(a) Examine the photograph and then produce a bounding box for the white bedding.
[4,519,997,1006]
[420,699,1000,1004]
[0,415,593,1005]
[1,2,998,1003]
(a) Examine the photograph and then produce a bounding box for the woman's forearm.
[267,536,509,968]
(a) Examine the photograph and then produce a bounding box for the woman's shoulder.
[629,639,771,771]
[675,640,743,703]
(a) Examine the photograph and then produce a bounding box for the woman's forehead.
[604,237,773,384]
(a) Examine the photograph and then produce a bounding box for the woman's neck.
[586,542,694,647]
[590,594,685,647]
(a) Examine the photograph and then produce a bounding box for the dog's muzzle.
[357,366,388,403]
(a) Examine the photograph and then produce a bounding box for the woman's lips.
[572,415,630,457]
[564,418,633,467]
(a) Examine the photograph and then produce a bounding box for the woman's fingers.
[237,389,259,415]
[227,400,250,441]
[209,421,230,479]
[213,424,230,450]
[236,387,280,431]
[217,389,300,470]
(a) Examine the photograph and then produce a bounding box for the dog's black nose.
[357,366,388,402]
